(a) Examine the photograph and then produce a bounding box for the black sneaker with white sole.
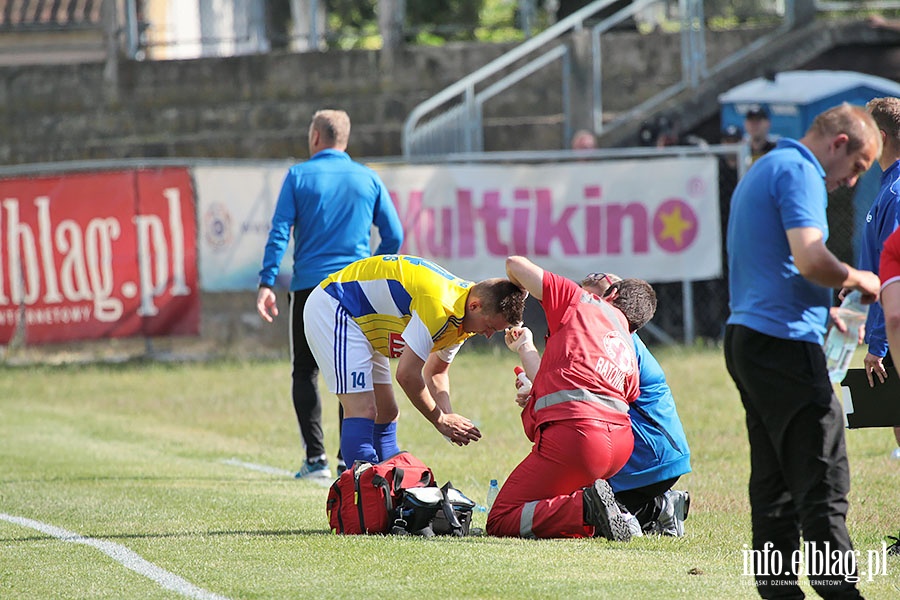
[886,530,900,556]
[582,479,632,542]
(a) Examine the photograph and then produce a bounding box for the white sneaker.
[621,510,644,538]
[653,490,690,537]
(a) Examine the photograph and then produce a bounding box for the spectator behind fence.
[639,114,707,148]
[724,103,881,598]
[256,109,404,481]
[570,129,597,151]
[743,105,777,164]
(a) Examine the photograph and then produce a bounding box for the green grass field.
[2,345,899,599]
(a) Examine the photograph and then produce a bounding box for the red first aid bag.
[326,451,435,534]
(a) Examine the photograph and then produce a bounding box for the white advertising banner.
[195,157,721,291]
[374,158,721,284]
[195,163,293,291]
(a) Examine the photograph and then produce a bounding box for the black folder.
[840,367,900,429]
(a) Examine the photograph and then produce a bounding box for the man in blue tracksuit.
[609,333,691,535]
[853,97,900,453]
[256,109,404,480]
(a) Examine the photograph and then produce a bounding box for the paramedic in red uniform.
[486,256,657,541]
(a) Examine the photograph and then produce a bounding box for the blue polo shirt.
[858,160,900,358]
[259,149,404,290]
[726,138,832,344]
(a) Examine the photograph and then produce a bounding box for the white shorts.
[303,285,392,394]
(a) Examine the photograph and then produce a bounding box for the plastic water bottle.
[486,479,500,510]
[514,366,532,393]
[891,448,900,461]
[823,291,870,383]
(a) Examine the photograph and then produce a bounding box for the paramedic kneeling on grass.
[303,254,527,467]
[485,256,656,541]
[505,271,692,537]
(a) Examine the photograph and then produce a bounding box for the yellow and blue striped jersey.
[319,255,474,359]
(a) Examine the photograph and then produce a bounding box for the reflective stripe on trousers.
[519,501,539,539]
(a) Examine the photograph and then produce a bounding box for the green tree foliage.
[325,0,520,48]
[325,0,380,48]
[406,0,483,42]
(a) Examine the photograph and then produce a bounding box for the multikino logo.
[741,542,890,584]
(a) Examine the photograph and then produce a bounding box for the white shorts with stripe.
[303,285,392,394]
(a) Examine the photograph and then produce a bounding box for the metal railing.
[403,0,626,158]
[405,44,571,157]
[401,0,812,157]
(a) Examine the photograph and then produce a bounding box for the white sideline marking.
[220,458,294,477]
[0,513,231,600]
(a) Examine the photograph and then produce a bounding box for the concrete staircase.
[597,19,900,148]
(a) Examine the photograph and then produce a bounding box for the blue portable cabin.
[718,70,900,139]
[719,70,900,266]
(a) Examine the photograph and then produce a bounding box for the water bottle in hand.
[514,366,532,393]
[823,290,869,383]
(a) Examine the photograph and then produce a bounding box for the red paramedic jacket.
[521,271,639,441]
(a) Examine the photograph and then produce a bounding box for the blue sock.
[341,418,378,465]
[374,422,400,460]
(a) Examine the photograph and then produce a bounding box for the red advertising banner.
[0,168,199,345]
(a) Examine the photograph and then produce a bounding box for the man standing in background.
[851,97,900,456]
[724,103,881,598]
[256,109,404,480]
[743,105,777,164]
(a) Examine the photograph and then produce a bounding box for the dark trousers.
[615,477,679,527]
[724,325,861,599]
[289,288,343,463]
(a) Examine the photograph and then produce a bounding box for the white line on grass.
[0,513,231,600]
[220,458,295,477]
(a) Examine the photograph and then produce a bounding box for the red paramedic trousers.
[486,418,633,538]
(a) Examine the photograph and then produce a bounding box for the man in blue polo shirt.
[725,103,881,599]
[257,109,404,480]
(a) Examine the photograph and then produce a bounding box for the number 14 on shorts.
[351,371,366,389]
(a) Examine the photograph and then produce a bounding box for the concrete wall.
[0,28,769,165]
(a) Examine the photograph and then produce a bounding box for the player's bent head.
[471,278,527,325]
[606,279,657,333]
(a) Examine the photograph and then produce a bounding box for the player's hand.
[435,413,481,446]
[864,352,887,387]
[257,287,278,323]
[505,326,533,352]
[514,388,530,408]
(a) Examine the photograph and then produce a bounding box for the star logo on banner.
[653,199,698,253]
